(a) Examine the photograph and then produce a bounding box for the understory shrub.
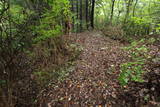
[0,0,72,106]
[102,25,125,40]
[123,17,151,37]
[33,0,71,43]
[103,17,153,42]
[119,38,156,86]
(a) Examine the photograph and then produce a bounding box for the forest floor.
[38,31,160,107]
[39,31,129,106]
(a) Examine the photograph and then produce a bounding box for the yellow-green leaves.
[10,5,33,24]
[119,39,152,86]
[33,0,72,43]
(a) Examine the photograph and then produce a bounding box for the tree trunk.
[86,0,89,29]
[76,0,79,32]
[91,0,95,28]
[133,0,138,17]
[80,0,83,31]
[124,0,133,24]
[71,0,75,31]
[110,0,115,25]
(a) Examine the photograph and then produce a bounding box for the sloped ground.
[38,31,129,107]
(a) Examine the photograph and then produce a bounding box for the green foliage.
[95,0,160,35]
[10,5,32,24]
[0,4,33,53]
[34,24,62,42]
[155,24,160,33]
[33,0,72,42]
[119,62,144,86]
[0,80,6,86]
[33,71,53,87]
[150,0,160,34]
[0,3,35,105]
[119,39,153,86]
[52,65,75,82]
[123,17,151,36]
[32,41,83,87]
[33,62,75,88]
[0,0,73,106]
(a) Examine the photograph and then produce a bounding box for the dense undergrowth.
[119,38,160,106]
[0,0,73,106]
[102,25,160,106]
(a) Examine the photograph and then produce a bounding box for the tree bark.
[76,0,79,32]
[80,0,83,31]
[86,0,89,29]
[110,0,116,25]
[71,0,75,31]
[124,0,133,24]
[133,0,138,17]
[91,0,95,28]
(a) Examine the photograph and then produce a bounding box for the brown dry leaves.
[38,31,129,106]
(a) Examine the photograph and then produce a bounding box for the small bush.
[102,25,125,40]
[33,0,72,43]
[118,38,156,86]
[123,17,151,37]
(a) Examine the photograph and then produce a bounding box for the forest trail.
[40,31,128,106]
[2,1,160,107]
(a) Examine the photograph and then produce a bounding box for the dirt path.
[39,31,128,107]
